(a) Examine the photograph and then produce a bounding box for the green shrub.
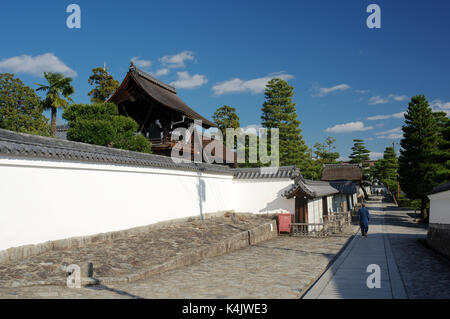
[63,103,151,154]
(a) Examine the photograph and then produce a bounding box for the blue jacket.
[358,207,371,225]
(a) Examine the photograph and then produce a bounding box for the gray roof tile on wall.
[0,129,303,180]
[232,166,301,180]
[0,129,231,174]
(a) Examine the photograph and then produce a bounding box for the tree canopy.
[399,95,439,216]
[63,103,152,153]
[261,78,308,169]
[88,67,119,103]
[0,73,50,136]
[212,105,240,143]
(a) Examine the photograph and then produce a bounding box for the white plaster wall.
[429,190,450,224]
[232,179,294,215]
[0,156,298,251]
[0,156,236,251]
[326,196,333,214]
[307,198,323,231]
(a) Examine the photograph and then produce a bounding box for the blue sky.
[1,0,449,160]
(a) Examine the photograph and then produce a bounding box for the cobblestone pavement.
[0,214,270,288]
[384,203,450,299]
[0,226,358,299]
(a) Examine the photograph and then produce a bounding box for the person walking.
[358,204,371,238]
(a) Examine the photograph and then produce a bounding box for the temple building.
[108,62,235,166]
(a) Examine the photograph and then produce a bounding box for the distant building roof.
[108,63,217,128]
[429,182,450,195]
[329,180,358,195]
[321,163,363,181]
[284,178,339,199]
[233,166,300,180]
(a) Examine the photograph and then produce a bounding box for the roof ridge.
[130,63,177,94]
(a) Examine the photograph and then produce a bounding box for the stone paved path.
[303,196,450,299]
[0,226,357,299]
[0,214,269,288]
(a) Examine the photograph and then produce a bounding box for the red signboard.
[278,213,292,234]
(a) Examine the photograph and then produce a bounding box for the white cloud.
[370,152,384,160]
[170,71,208,89]
[152,68,170,77]
[430,99,450,114]
[312,84,351,97]
[355,89,369,94]
[366,112,405,121]
[0,53,77,78]
[375,127,403,139]
[131,56,152,69]
[324,121,373,133]
[160,51,195,68]
[212,72,294,96]
[369,96,390,105]
[369,94,410,105]
[388,94,409,102]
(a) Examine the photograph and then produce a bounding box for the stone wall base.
[0,210,264,264]
[427,223,450,258]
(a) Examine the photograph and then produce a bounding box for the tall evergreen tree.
[399,95,439,219]
[212,105,240,143]
[349,138,371,180]
[379,146,399,193]
[432,111,450,185]
[88,67,119,103]
[261,78,308,169]
[349,139,371,164]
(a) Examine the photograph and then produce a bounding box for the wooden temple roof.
[108,63,217,128]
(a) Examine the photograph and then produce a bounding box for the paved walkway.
[303,196,450,299]
[0,226,357,299]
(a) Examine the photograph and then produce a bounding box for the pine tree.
[349,139,370,164]
[212,105,240,143]
[399,95,439,219]
[88,67,119,103]
[432,112,450,185]
[379,146,398,193]
[261,78,308,169]
[349,139,371,180]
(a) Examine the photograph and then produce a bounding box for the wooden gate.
[295,197,308,223]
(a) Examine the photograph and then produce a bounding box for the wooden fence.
[291,211,351,237]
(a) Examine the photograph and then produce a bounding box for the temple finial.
[130,61,136,72]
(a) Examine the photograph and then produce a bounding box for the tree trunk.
[51,107,57,137]
[421,199,429,221]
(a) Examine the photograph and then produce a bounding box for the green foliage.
[36,72,74,136]
[399,95,439,213]
[63,103,152,153]
[212,105,240,144]
[0,73,50,136]
[432,111,450,185]
[349,139,370,164]
[349,138,371,180]
[378,147,399,193]
[88,67,120,103]
[261,78,308,169]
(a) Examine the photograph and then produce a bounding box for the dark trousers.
[360,222,369,235]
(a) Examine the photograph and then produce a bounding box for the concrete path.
[303,196,408,299]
